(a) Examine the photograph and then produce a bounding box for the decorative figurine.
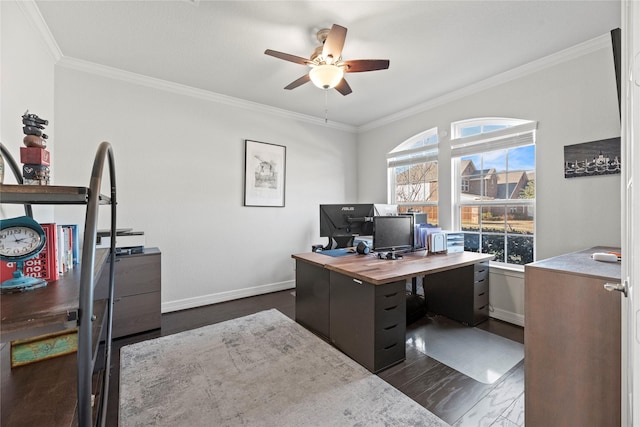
[20,110,51,185]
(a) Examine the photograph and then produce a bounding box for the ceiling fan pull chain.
[324,89,329,123]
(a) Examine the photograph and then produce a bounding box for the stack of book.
[0,223,79,283]
[21,111,50,185]
[57,224,79,274]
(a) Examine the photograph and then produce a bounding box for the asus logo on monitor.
[341,207,355,211]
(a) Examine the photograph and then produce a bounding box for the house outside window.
[451,118,537,266]
[387,129,439,225]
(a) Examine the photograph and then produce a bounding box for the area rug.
[119,309,449,426]
[419,316,524,384]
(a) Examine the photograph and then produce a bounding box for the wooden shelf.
[0,184,111,205]
[0,249,110,343]
[1,141,116,426]
[0,299,107,427]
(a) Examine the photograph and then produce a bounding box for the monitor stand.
[332,235,354,249]
[377,252,403,260]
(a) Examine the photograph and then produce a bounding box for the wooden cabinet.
[329,272,406,373]
[0,262,109,427]
[96,248,161,339]
[524,247,622,426]
[423,261,489,325]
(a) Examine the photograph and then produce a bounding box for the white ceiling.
[34,0,621,128]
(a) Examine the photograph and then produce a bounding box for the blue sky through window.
[463,145,535,173]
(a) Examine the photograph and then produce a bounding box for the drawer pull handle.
[476,278,485,283]
[353,279,363,285]
[478,292,485,297]
[478,305,487,310]
[384,343,397,350]
[384,324,398,331]
[384,292,398,298]
[384,305,398,311]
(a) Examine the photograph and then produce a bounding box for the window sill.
[489,261,525,275]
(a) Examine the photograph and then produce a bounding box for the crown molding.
[21,1,355,132]
[358,33,612,133]
[21,0,610,135]
[17,0,62,61]
[55,56,356,133]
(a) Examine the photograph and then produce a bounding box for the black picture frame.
[563,137,621,179]
[243,139,286,207]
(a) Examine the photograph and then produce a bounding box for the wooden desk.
[292,250,493,372]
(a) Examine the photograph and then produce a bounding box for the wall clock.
[0,216,47,293]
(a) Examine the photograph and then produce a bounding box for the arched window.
[451,118,537,266]
[387,128,439,225]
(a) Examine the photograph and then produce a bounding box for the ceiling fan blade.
[343,59,390,73]
[334,78,352,96]
[322,24,347,62]
[284,74,311,90]
[265,49,311,65]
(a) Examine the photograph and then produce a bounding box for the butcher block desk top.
[292,250,494,285]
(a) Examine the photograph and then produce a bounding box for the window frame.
[451,118,537,269]
[387,128,439,223]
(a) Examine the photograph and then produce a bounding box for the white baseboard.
[162,281,526,329]
[489,307,525,327]
[161,280,295,313]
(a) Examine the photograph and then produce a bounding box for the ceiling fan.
[265,24,390,96]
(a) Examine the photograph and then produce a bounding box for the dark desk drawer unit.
[295,261,330,339]
[96,248,161,338]
[423,261,489,326]
[329,271,406,373]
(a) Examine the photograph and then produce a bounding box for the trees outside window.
[388,129,439,225]
[452,118,536,266]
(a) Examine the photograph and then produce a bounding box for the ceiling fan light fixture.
[309,64,344,89]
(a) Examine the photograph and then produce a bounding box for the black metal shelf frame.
[0,141,117,427]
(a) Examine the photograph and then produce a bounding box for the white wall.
[0,1,56,222]
[50,66,358,312]
[357,36,621,325]
[3,0,621,325]
[2,0,359,311]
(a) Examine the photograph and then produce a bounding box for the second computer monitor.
[372,215,414,254]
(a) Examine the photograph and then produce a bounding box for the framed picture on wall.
[563,137,621,179]
[244,139,286,207]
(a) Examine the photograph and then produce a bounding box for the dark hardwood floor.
[106,290,524,426]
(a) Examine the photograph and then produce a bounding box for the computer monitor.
[319,204,375,249]
[372,215,414,256]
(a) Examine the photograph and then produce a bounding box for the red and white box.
[20,147,50,166]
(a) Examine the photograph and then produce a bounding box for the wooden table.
[292,250,493,372]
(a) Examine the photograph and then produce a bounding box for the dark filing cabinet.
[96,247,161,338]
[295,260,331,339]
[423,261,489,325]
[329,271,406,372]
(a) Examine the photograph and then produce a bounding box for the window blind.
[451,121,537,158]
[387,147,438,168]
